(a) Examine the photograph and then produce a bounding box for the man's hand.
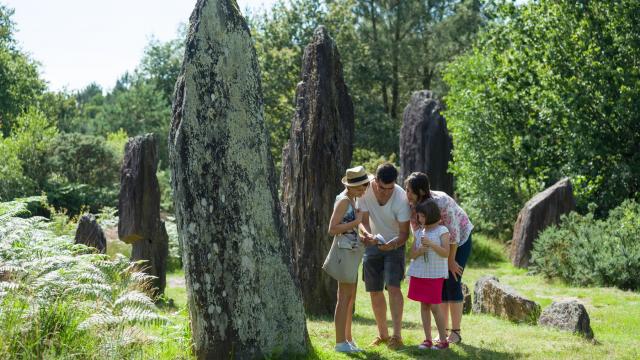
[448,260,464,281]
[378,239,401,251]
[361,232,377,246]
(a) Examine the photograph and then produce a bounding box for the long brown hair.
[404,172,431,204]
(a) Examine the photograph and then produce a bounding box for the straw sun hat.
[341,166,374,187]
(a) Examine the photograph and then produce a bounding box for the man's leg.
[363,254,388,343]
[387,285,404,338]
[370,291,389,339]
[385,250,405,348]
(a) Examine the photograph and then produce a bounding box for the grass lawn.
[162,234,640,359]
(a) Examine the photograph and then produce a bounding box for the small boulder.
[473,275,540,324]
[74,214,107,253]
[538,300,594,339]
[462,282,472,314]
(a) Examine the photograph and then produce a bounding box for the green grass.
[161,233,640,359]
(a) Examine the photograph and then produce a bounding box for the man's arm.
[378,220,409,251]
[358,212,376,246]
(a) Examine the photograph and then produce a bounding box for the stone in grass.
[473,275,541,324]
[462,282,472,314]
[74,214,107,254]
[538,300,594,339]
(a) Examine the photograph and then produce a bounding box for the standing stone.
[510,178,576,268]
[399,90,453,194]
[169,1,308,358]
[74,214,107,253]
[280,26,354,315]
[473,275,541,324]
[538,300,594,339]
[118,133,168,296]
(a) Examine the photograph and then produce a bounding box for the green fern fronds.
[114,290,156,309]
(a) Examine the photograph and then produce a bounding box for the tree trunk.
[280,26,355,315]
[169,1,308,358]
[118,133,168,296]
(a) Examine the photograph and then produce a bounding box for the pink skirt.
[407,276,444,304]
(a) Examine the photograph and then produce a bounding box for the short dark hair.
[415,199,440,225]
[376,163,398,184]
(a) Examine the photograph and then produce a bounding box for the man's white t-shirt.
[357,183,411,255]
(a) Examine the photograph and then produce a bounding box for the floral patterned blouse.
[411,190,473,247]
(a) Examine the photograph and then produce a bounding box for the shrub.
[530,200,640,290]
[0,197,171,358]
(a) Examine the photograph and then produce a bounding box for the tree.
[0,4,45,137]
[252,0,490,167]
[444,0,640,236]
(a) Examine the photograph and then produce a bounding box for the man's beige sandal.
[369,336,389,346]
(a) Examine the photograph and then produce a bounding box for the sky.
[4,0,277,92]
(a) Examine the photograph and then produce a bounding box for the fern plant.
[0,197,172,359]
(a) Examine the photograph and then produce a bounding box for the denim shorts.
[362,247,405,292]
[442,233,473,302]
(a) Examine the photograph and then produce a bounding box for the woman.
[326,165,373,353]
[404,172,473,344]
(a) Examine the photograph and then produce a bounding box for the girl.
[405,172,473,344]
[407,199,451,350]
[326,165,373,353]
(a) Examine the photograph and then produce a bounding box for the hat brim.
[341,173,374,187]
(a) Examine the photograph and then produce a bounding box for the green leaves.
[530,199,640,291]
[444,0,640,235]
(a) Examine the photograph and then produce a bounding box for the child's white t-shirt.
[407,225,449,279]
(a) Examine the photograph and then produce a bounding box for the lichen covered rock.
[169,0,308,358]
[473,275,540,324]
[539,300,594,339]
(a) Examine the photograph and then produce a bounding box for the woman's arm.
[328,199,361,236]
[429,232,451,258]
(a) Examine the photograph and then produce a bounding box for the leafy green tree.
[0,4,45,136]
[0,108,57,200]
[444,0,640,236]
[139,34,185,103]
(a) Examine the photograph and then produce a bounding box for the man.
[358,163,411,349]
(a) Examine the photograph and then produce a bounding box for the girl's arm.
[328,199,361,236]
[429,232,451,258]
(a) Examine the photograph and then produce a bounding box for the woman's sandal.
[447,329,462,344]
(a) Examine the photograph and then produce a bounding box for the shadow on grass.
[395,342,518,359]
[351,313,423,330]
[303,341,519,360]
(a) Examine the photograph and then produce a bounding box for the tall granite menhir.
[399,90,454,194]
[118,133,168,296]
[280,26,354,315]
[169,1,308,358]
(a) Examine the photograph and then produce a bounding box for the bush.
[444,1,640,235]
[530,200,640,290]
